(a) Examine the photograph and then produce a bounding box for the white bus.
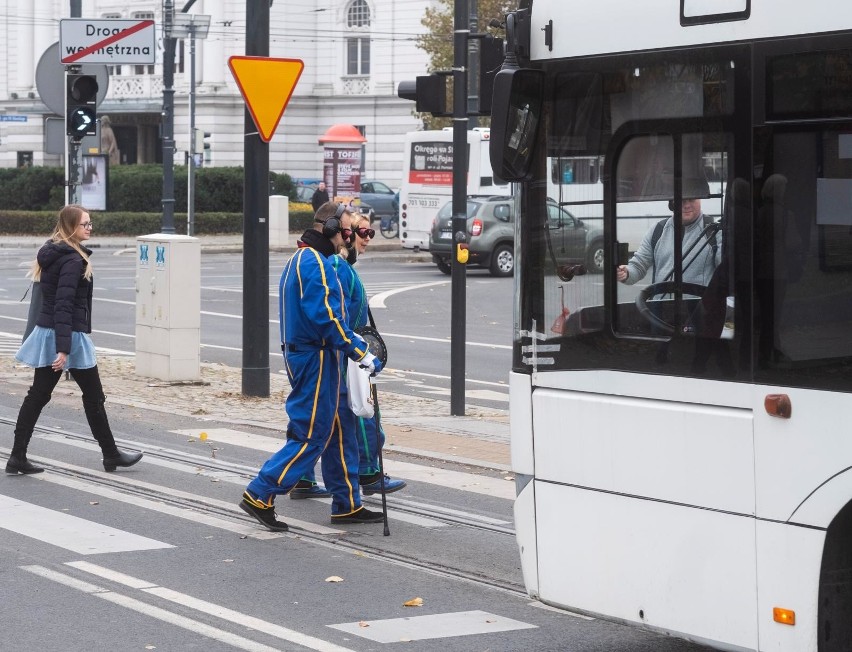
[490,2,852,651]
[399,127,511,251]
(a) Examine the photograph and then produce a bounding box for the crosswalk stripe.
[64,561,359,652]
[21,566,289,652]
[329,609,537,643]
[0,494,173,554]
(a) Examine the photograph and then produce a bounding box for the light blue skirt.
[16,326,97,370]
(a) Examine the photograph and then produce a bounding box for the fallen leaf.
[199,432,208,441]
[325,576,344,583]
[503,476,515,481]
[403,597,423,607]
[89,501,99,506]
[358,621,370,628]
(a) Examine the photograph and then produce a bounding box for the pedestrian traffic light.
[397,74,450,116]
[66,73,98,139]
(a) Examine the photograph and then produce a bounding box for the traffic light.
[397,75,450,116]
[66,73,98,139]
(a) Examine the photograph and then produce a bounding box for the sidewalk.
[1,355,511,472]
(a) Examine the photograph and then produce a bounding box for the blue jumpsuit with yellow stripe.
[244,245,370,515]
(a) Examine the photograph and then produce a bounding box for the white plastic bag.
[346,357,374,418]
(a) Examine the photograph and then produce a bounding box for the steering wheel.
[635,281,708,334]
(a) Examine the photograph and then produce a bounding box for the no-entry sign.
[60,19,156,65]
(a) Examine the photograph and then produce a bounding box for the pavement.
[1,232,511,473]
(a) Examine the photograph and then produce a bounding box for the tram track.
[0,416,527,599]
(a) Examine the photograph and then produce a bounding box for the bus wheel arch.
[819,498,852,651]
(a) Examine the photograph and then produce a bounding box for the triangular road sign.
[228,56,304,143]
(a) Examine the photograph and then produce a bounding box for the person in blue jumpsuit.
[345,213,407,494]
[290,211,406,498]
[239,203,385,531]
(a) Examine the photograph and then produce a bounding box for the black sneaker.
[330,507,384,524]
[239,499,289,532]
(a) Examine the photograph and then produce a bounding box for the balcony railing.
[107,74,165,99]
[341,76,371,95]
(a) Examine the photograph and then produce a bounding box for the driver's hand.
[616,265,629,283]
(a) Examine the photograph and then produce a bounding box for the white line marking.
[329,609,537,643]
[21,566,285,652]
[381,331,512,350]
[20,452,344,537]
[0,494,172,554]
[370,280,449,308]
[65,562,359,652]
[169,429,515,500]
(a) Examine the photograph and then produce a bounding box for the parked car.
[294,185,316,203]
[359,180,398,219]
[428,196,599,277]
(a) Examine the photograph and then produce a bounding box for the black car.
[428,196,594,277]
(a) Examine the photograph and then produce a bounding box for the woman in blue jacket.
[7,205,143,475]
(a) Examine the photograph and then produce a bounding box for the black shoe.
[5,454,44,475]
[331,507,384,524]
[103,450,143,472]
[239,499,289,532]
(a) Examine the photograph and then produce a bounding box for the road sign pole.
[188,22,196,237]
[161,0,176,234]
[241,0,270,397]
[450,0,469,416]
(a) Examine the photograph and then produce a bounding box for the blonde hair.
[30,204,93,281]
[354,213,370,229]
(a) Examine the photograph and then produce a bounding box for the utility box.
[135,234,201,381]
[269,194,290,247]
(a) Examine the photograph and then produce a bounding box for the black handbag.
[356,307,388,366]
[21,281,43,342]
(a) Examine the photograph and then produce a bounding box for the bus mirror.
[489,68,543,181]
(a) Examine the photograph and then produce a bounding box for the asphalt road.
[0,247,514,412]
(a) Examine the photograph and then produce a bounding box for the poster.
[80,154,108,211]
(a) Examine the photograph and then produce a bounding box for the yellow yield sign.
[228,56,304,143]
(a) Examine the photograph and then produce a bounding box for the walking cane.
[370,381,390,536]
[359,309,390,536]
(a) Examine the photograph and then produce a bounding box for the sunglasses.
[79,221,93,230]
[340,228,354,240]
[355,227,375,240]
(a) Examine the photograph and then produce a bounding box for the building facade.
[0,0,435,187]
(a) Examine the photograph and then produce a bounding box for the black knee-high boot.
[82,395,120,457]
[81,393,143,472]
[6,382,52,474]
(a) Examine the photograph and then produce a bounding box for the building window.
[347,0,370,27]
[131,11,155,73]
[347,38,370,75]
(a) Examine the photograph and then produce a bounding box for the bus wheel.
[587,239,605,274]
[490,244,514,277]
[436,259,452,275]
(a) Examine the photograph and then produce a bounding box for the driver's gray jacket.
[622,213,720,286]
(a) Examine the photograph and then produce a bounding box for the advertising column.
[318,123,367,206]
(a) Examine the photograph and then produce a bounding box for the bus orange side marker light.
[773,607,795,625]
[765,394,792,419]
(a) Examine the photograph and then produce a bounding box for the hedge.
[0,165,300,213]
[0,208,316,236]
